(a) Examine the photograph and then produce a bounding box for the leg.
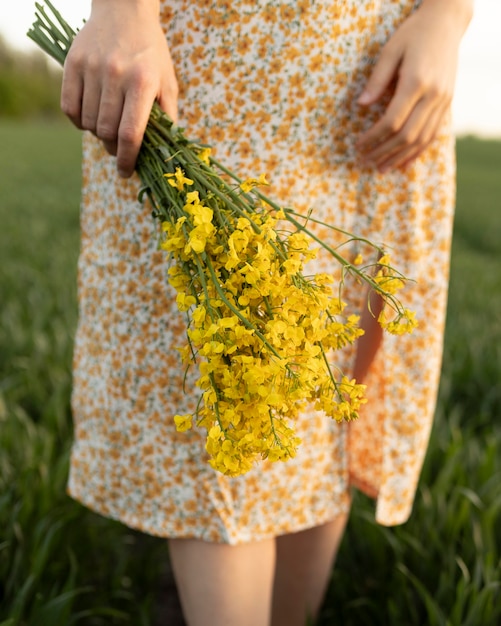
[352,291,383,384]
[168,536,275,626]
[271,512,351,626]
[348,291,384,497]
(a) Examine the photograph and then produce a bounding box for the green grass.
[0,123,500,625]
[0,121,166,625]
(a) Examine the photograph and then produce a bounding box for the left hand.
[355,0,473,172]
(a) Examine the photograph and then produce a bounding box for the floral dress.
[67,0,455,544]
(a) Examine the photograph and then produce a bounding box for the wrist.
[91,0,160,18]
[419,0,474,35]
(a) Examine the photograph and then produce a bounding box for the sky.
[1,0,500,138]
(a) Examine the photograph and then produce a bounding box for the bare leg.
[352,291,383,384]
[345,289,385,499]
[168,536,275,626]
[271,513,350,626]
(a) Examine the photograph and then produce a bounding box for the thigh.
[168,537,275,626]
[272,513,351,626]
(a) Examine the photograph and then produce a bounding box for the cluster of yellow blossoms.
[374,255,418,335]
[159,159,411,476]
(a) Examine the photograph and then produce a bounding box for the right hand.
[355,0,472,172]
[61,0,178,178]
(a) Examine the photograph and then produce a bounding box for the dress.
[67,0,455,544]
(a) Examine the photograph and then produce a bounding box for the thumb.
[358,41,403,105]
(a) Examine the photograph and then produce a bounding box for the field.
[0,121,500,625]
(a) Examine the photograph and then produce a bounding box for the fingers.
[359,95,434,170]
[357,39,402,107]
[116,78,155,178]
[61,58,84,130]
[157,47,180,124]
[395,103,448,170]
[62,56,162,177]
[160,93,179,125]
[356,53,453,171]
[355,40,424,168]
[357,83,450,172]
[80,76,103,134]
[116,61,179,176]
[115,70,179,177]
[354,2,461,173]
[95,80,126,157]
[356,73,424,156]
[59,15,179,179]
[355,37,428,161]
[70,78,177,178]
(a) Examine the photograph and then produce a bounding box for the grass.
[0,123,500,625]
[0,121,166,625]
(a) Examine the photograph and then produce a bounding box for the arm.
[355,0,474,172]
[61,0,178,178]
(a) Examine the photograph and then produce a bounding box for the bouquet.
[28,1,417,476]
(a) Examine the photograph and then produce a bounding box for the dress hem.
[66,484,353,546]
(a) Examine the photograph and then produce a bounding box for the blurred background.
[0,2,500,626]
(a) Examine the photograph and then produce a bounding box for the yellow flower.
[184,190,201,206]
[174,414,192,432]
[239,173,269,193]
[282,257,302,276]
[189,202,213,226]
[184,222,216,254]
[176,292,196,311]
[374,274,405,295]
[378,307,418,335]
[287,232,310,253]
[164,167,194,191]
[217,316,239,329]
[155,164,416,475]
[192,305,207,325]
[196,147,212,165]
[338,376,366,401]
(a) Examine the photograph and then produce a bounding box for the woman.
[62,0,472,624]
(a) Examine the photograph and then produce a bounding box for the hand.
[355,0,472,172]
[61,0,178,178]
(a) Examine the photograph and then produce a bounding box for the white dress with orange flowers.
[67,0,455,544]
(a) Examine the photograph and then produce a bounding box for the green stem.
[203,257,283,360]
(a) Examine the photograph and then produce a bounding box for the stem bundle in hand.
[28,1,417,476]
